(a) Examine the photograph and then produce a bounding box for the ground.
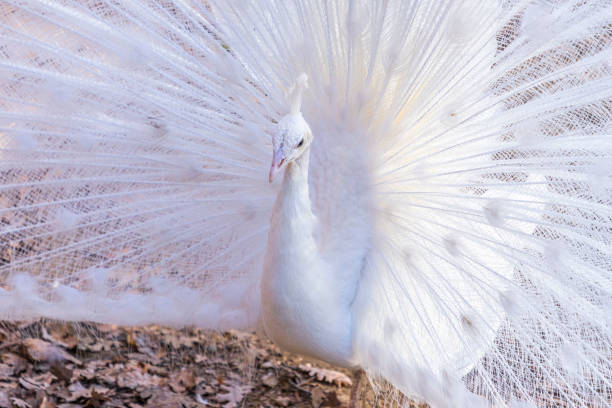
[0,320,426,408]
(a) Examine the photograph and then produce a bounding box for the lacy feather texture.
[0,1,611,407]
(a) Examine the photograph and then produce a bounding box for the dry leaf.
[298,363,352,387]
[66,382,90,402]
[42,326,78,350]
[0,390,9,408]
[65,382,111,403]
[3,353,27,375]
[50,361,72,383]
[321,391,343,407]
[216,375,252,408]
[89,389,111,407]
[168,369,196,393]
[74,360,108,381]
[116,368,164,389]
[0,364,14,379]
[274,396,291,407]
[143,389,191,408]
[260,361,276,369]
[21,339,81,365]
[261,372,278,387]
[226,330,252,342]
[9,398,30,408]
[39,396,52,408]
[311,387,326,408]
[96,324,119,333]
[18,373,54,391]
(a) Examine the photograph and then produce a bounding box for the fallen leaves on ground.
[0,321,383,407]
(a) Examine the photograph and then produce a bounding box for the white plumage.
[0,0,611,407]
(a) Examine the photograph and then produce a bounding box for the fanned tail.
[349,1,612,406]
[0,1,610,407]
[0,0,280,328]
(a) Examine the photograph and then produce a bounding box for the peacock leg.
[348,369,362,408]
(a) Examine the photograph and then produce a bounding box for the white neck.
[261,147,356,366]
[267,148,317,272]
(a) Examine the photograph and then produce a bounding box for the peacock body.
[0,0,611,407]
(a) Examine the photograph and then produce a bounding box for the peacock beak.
[268,148,285,183]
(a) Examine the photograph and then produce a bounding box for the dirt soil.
[0,320,425,408]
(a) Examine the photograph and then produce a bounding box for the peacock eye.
[297,139,304,148]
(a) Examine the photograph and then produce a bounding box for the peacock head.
[269,74,313,182]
